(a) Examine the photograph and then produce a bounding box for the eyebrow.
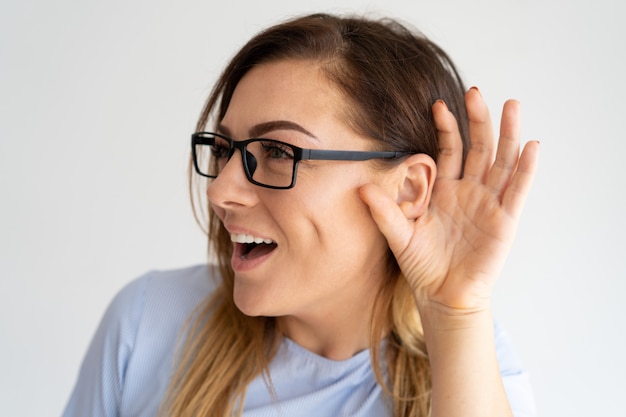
[218,120,318,141]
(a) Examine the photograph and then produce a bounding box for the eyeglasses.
[191,132,409,189]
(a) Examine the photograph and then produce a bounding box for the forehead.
[221,59,349,141]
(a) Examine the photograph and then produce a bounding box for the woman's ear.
[395,154,437,219]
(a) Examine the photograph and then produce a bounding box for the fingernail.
[435,99,448,110]
[469,86,482,97]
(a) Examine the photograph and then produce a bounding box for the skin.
[361,91,540,417]
[208,58,540,416]
[207,59,406,359]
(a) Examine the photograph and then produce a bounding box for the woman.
[63,13,539,417]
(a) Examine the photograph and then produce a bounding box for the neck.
[276,285,383,361]
[278,316,368,360]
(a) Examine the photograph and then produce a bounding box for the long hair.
[161,13,469,417]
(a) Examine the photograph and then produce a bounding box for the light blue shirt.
[62,264,536,417]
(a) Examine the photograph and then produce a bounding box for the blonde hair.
[161,13,471,417]
[161,224,432,416]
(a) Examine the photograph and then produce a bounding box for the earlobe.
[396,154,437,219]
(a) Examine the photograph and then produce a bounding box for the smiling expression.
[206,59,397,324]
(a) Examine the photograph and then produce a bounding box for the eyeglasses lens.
[196,135,295,188]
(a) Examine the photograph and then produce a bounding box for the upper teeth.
[231,233,274,244]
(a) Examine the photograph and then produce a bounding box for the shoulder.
[62,264,221,417]
[77,263,219,365]
[106,263,218,326]
[117,264,220,415]
[125,263,220,347]
[493,320,537,417]
[103,263,221,378]
[118,263,218,302]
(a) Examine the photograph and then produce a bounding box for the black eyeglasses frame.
[191,132,410,190]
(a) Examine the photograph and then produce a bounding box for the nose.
[206,148,258,210]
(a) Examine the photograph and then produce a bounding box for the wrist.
[417,299,494,333]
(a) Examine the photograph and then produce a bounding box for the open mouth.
[232,233,277,260]
[241,241,278,259]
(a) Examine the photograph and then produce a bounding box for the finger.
[359,183,413,255]
[433,99,463,180]
[463,87,496,182]
[486,99,521,197]
[502,140,540,218]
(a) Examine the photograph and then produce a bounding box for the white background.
[1,0,625,416]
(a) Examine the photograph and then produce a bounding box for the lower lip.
[231,244,275,272]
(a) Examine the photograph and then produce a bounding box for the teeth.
[230,233,274,245]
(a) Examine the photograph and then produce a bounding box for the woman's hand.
[360,87,540,316]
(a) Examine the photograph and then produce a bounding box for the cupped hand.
[360,87,540,315]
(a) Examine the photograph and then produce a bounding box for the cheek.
[289,183,383,250]
[209,202,225,221]
[271,163,391,254]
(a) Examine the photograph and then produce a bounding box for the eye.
[261,141,294,160]
[210,140,231,159]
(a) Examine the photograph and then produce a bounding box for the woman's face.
[207,59,396,321]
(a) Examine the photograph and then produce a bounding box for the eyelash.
[210,143,231,159]
[260,141,294,159]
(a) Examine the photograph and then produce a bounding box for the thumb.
[359,183,413,255]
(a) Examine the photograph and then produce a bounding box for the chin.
[233,287,274,317]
